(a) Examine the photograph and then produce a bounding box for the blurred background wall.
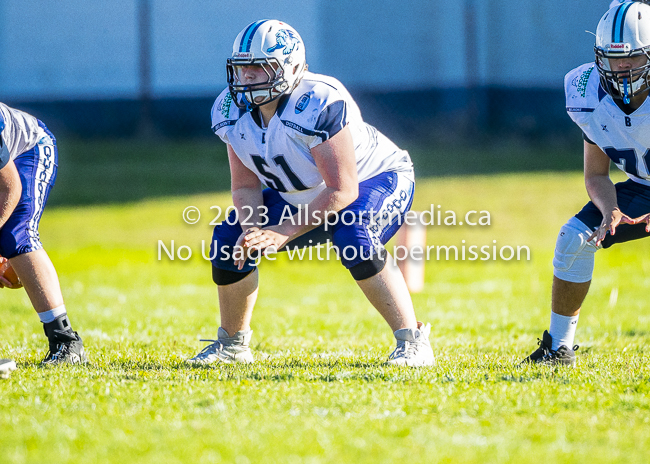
[0,0,608,144]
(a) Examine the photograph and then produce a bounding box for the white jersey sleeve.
[211,88,245,145]
[274,75,350,151]
[565,64,601,120]
[0,102,44,165]
[281,73,414,183]
[565,63,603,139]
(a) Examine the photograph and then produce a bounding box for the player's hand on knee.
[234,230,251,270]
[244,226,289,251]
[588,208,634,246]
[243,226,287,253]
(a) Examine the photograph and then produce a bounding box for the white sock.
[38,305,67,324]
[549,312,579,351]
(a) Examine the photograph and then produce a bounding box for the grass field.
[2,167,650,463]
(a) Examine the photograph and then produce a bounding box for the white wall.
[0,0,608,100]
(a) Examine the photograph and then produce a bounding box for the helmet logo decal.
[267,29,300,55]
[606,42,631,53]
[295,93,310,114]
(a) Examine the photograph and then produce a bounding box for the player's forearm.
[232,187,265,228]
[275,185,358,239]
[585,175,619,216]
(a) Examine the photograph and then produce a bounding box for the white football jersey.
[0,102,43,161]
[566,63,650,186]
[211,71,414,206]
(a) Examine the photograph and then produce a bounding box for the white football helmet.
[609,0,650,9]
[595,2,650,103]
[227,20,307,109]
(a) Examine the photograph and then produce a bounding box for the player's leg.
[0,125,86,365]
[552,277,590,319]
[524,180,650,366]
[332,171,433,366]
[354,251,417,332]
[217,268,259,337]
[522,216,597,366]
[10,249,63,312]
[187,232,259,364]
[187,189,294,364]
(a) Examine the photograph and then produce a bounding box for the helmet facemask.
[595,45,650,104]
[227,57,291,109]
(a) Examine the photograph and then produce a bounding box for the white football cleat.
[386,322,435,367]
[0,359,17,379]
[186,327,254,365]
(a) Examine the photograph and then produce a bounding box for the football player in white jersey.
[187,19,434,366]
[0,103,87,365]
[523,2,650,365]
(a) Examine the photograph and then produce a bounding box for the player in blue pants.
[0,102,86,365]
[186,20,434,366]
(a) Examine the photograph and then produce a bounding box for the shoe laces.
[535,337,552,357]
[540,343,579,361]
[46,342,71,363]
[389,339,421,360]
[194,339,224,359]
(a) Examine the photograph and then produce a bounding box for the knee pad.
[212,266,254,286]
[553,217,599,283]
[349,248,387,281]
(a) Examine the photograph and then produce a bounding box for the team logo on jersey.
[219,93,234,118]
[295,93,310,114]
[571,66,593,98]
[266,29,300,55]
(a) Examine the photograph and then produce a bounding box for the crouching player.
[187,20,434,366]
[523,2,650,365]
[0,102,86,365]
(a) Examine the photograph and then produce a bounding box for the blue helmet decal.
[266,29,300,55]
